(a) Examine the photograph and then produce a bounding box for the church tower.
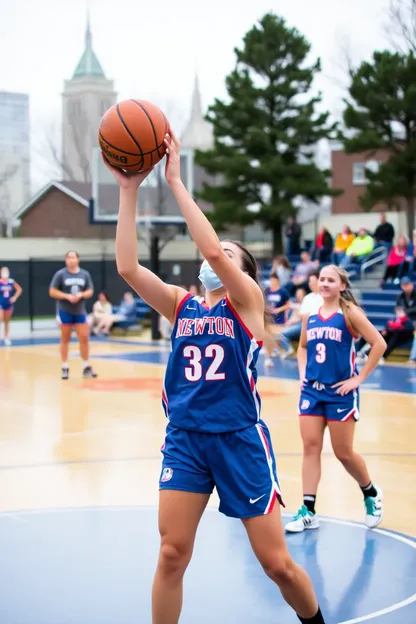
[62,16,117,182]
[181,74,213,151]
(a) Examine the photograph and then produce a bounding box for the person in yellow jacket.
[332,225,355,265]
[340,228,375,268]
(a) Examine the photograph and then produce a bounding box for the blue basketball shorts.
[159,420,285,519]
[298,380,359,422]
[58,310,87,325]
[0,302,13,312]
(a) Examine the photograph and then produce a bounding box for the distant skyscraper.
[62,16,117,183]
[0,91,30,234]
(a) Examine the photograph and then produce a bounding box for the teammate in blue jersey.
[0,266,22,346]
[263,273,291,366]
[285,265,386,534]
[104,132,326,624]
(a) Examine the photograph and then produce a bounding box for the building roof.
[181,74,213,151]
[72,17,106,79]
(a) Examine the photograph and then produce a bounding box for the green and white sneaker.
[285,505,320,533]
[365,486,383,529]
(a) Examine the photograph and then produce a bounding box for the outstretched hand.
[164,132,181,186]
[101,154,153,190]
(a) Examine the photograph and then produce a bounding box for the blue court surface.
[0,506,415,624]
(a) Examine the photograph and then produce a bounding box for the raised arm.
[164,133,263,311]
[102,157,187,324]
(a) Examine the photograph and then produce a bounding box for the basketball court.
[0,331,415,624]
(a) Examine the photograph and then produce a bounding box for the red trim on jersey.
[345,322,360,340]
[199,299,210,310]
[225,296,262,345]
[317,307,338,322]
[175,293,192,318]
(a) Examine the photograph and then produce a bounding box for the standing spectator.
[49,251,97,380]
[271,255,292,287]
[284,216,302,256]
[381,236,408,284]
[290,251,316,293]
[311,226,333,263]
[332,226,355,265]
[340,228,374,268]
[263,274,291,366]
[373,214,395,250]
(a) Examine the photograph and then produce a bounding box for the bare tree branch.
[384,0,416,53]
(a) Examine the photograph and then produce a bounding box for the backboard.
[90,146,194,227]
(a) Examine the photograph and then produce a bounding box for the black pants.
[382,265,399,282]
[357,329,414,358]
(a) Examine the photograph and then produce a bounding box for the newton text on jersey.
[307,326,342,343]
[176,317,235,339]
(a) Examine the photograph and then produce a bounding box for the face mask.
[198,260,223,291]
[0,270,9,280]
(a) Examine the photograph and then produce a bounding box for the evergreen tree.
[195,13,337,253]
[342,50,416,236]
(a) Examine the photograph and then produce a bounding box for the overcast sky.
[0,0,393,188]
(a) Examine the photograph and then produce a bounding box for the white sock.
[83,361,90,369]
[62,362,69,369]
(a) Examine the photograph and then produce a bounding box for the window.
[353,160,381,185]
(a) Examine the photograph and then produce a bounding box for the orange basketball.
[98,100,170,172]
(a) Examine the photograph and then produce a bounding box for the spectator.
[290,251,316,293]
[278,287,307,357]
[88,292,112,333]
[381,236,408,285]
[189,284,200,296]
[284,216,302,256]
[271,255,292,287]
[340,228,374,268]
[357,306,414,362]
[94,291,137,335]
[298,271,323,317]
[312,226,333,263]
[263,273,291,366]
[332,225,355,265]
[373,214,395,249]
[398,229,416,280]
[396,276,416,364]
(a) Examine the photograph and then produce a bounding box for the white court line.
[0,506,415,622]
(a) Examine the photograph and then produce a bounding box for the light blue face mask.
[198,260,223,291]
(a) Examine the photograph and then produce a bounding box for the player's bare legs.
[3,309,13,342]
[243,507,322,619]
[300,417,326,495]
[75,323,97,378]
[60,324,72,364]
[152,491,210,624]
[327,420,370,485]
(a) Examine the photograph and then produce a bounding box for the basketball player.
[103,132,326,624]
[285,265,386,533]
[49,251,97,379]
[0,266,22,346]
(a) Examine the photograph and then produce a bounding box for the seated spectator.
[373,214,395,250]
[94,291,137,335]
[332,225,355,265]
[398,229,416,280]
[87,292,112,333]
[396,276,416,363]
[263,273,291,366]
[381,235,409,284]
[290,251,316,293]
[271,255,292,287]
[340,228,374,268]
[357,306,413,362]
[312,226,333,263]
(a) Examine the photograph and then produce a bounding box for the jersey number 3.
[315,342,326,363]
[183,345,225,382]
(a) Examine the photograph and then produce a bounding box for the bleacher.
[111,297,151,333]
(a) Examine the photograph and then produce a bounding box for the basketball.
[98,100,170,172]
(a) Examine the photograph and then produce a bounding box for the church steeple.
[181,73,213,150]
[72,15,106,79]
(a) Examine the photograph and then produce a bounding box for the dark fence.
[0,256,202,326]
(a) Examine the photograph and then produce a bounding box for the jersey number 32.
[183,345,225,381]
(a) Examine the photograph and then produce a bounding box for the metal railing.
[360,246,388,279]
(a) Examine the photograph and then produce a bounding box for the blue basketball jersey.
[305,308,357,385]
[162,294,262,433]
[0,279,15,304]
